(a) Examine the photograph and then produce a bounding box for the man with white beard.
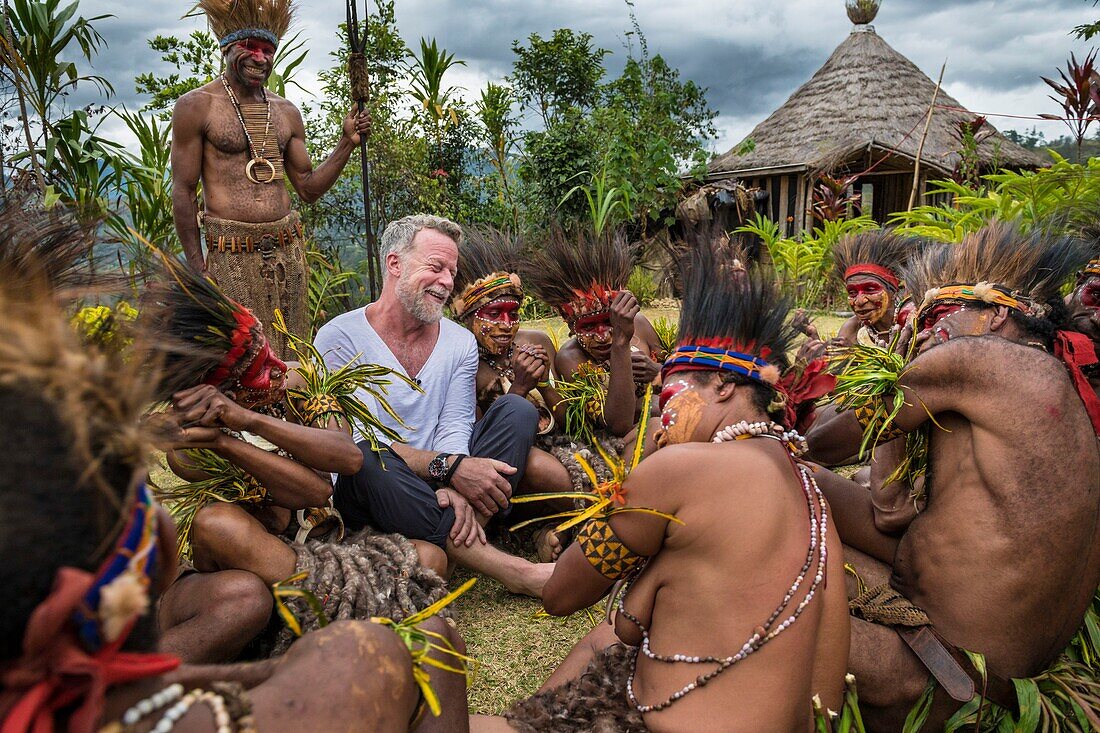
[315,215,553,597]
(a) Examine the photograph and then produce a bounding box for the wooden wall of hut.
[739,173,804,237]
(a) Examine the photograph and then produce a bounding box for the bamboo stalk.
[908,61,947,212]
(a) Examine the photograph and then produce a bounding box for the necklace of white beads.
[620,422,827,714]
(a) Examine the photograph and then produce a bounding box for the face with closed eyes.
[912,302,992,355]
[393,229,458,324]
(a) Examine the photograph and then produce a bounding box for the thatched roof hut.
[705,3,1046,233]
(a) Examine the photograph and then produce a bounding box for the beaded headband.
[1082,258,1100,279]
[661,344,781,386]
[844,264,899,290]
[452,272,523,321]
[219,28,278,47]
[916,282,1047,325]
[74,482,161,650]
[560,284,617,323]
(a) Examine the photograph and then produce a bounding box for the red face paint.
[474,299,520,325]
[238,341,287,392]
[658,378,691,412]
[918,303,964,333]
[846,281,886,299]
[236,39,275,61]
[573,312,611,337]
[1081,282,1100,310]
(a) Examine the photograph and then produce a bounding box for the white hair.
[379,214,462,278]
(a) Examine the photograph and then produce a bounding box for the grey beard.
[397,279,444,323]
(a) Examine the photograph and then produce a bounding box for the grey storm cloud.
[75,0,1099,150]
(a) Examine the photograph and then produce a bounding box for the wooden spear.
[908,61,947,212]
[346,0,379,301]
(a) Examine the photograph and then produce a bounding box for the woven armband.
[854,404,907,443]
[300,394,345,428]
[576,515,642,580]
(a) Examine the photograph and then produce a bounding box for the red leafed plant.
[1039,50,1100,162]
[812,173,862,223]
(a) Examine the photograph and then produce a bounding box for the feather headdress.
[140,250,271,401]
[522,227,632,324]
[197,0,295,48]
[906,221,1088,327]
[664,239,795,391]
[832,230,918,290]
[450,226,524,321]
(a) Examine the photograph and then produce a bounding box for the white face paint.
[655,378,703,449]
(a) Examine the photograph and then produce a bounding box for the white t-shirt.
[313,305,477,454]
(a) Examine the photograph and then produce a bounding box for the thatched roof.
[708,26,1047,179]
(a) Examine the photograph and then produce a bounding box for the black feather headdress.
[522,227,632,323]
[832,230,920,290]
[450,226,524,321]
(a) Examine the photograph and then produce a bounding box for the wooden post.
[908,61,946,212]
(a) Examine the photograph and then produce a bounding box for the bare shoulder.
[836,316,859,341]
[173,85,215,120]
[284,362,305,391]
[555,338,587,376]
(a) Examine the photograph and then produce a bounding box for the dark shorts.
[334,394,539,548]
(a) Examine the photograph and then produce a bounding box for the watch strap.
[443,454,467,484]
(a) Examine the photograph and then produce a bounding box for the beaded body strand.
[619,422,828,714]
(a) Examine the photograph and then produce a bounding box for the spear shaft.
[346,0,379,301]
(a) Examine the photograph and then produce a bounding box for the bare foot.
[533,526,565,563]
[502,561,555,598]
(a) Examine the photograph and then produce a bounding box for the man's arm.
[170,92,208,273]
[282,105,368,204]
[434,333,477,455]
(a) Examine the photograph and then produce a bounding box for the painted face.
[845,275,894,328]
[227,335,288,409]
[225,39,275,88]
[655,377,706,449]
[394,229,458,324]
[1070,276,1100,350]
[572,312,613,359]
[471,297,521,355]
[913,303,989,355]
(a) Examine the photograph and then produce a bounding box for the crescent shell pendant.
[245,157,277,185]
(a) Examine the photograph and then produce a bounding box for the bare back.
[615,441,849,732]
[894,337,1100,676]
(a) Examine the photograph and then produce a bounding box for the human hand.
[146,412,224,451]
[791,309,821,341]
[630,349,660,384]
[893,322,914,359]
[171,384,254,432]
[510,346,548,395]
[342,108,371,145]
[449,456,515,517]
[436,488,487,547]
[609,291,639,346]
[795,337,827,365]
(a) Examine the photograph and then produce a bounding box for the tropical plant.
[266,29,308,98]
[950,115,992,188]
[305,242,358,337]
[1039,51,1100,163]
[813,173,862,223]
[476,82,519,227]
[110,108,177,265]
[560,167,632,235]
[627,266,658,307]
[407,37,465,164]
[651,316,678,354]
[890,154,1100,242]
[509,28,608,127]
[735,212,878,309]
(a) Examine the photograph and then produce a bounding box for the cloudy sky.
[80,0,1098,154]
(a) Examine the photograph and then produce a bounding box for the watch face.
[429,455,448,479]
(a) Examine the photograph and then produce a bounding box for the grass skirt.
[504,643,647,732]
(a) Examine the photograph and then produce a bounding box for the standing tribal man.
[807,224,1100,730]
[171,0,370,356]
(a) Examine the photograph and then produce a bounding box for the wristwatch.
[428,453,452,482]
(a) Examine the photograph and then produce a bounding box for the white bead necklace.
[115,683,236,733]
[711,419,809,456]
